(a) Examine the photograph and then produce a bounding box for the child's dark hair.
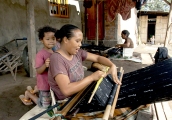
[122,30,130,37]
[55,24,80,43]
[38,26,57,40]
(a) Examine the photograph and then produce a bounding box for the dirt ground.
[0,44,172,120]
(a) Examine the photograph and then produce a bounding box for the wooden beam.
[26,0,36,77]
[164,0,170,6]
[96,1,99,46]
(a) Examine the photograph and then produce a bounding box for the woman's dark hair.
[122,30,130,37]
[55,24,80,43]
[38,26,56,40]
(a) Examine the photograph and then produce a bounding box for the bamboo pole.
[59,87,87,116]
[109,69,124,118]
[103,68,124,120]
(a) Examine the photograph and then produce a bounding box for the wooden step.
[153,101,172,120]
[136,101,172,120]
[162,101,172,120]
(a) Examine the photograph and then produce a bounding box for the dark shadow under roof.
[139,11,169,16]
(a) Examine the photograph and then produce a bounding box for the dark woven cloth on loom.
[61,74,117,117]
[62,58,172,119]
[63,81,106,113]
[117,58,172,108]
[66,57,172,112]
[107,0,136,22]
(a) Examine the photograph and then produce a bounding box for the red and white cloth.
[107,0,136,22]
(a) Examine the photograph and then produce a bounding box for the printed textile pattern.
[107,0,136,22]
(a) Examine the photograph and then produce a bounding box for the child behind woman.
[19,26,57,108]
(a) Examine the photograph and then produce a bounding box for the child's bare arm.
[36,58,50,74]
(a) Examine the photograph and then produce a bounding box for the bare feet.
[19,95,33,105]
[27,86,38,94]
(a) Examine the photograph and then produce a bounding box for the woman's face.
[121,33,126,39]
[121,33,127,39]
[66,29,83,55]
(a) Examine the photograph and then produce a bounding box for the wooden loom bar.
[59,87,87,116]
[102,67,124,120]
[109,69,124,118]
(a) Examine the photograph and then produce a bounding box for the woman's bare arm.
[115,39,131,48]
[86,52,121,84]
[55,70,105,97]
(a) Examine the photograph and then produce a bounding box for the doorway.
[147,15,156,42]
[85,1,104,40]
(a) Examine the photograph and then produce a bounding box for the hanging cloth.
[107,0,136,22]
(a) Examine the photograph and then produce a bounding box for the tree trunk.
[164,0,170,5]
[164,1,172,47]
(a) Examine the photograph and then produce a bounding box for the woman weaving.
[103,30,134,57]
[48,24,121,100]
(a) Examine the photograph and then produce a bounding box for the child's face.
[41,32,56,49]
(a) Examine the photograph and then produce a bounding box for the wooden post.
[96,0,99,46]
[114,15,119,45]
[26,0,36,77]
[164,1,172,47]
[164,0,170,5]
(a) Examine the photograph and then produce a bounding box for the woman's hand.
[115,45,121,48]
[107,65,121,85]
[90,70,107,81]
[115,44,119,47]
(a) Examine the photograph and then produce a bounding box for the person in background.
[115,30,134,48]
[105,30,134,57]
[150,35,155,45]
[19,26,57,108]
[48,24,121,101]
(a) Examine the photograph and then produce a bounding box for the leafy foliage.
[141,0,171,12]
